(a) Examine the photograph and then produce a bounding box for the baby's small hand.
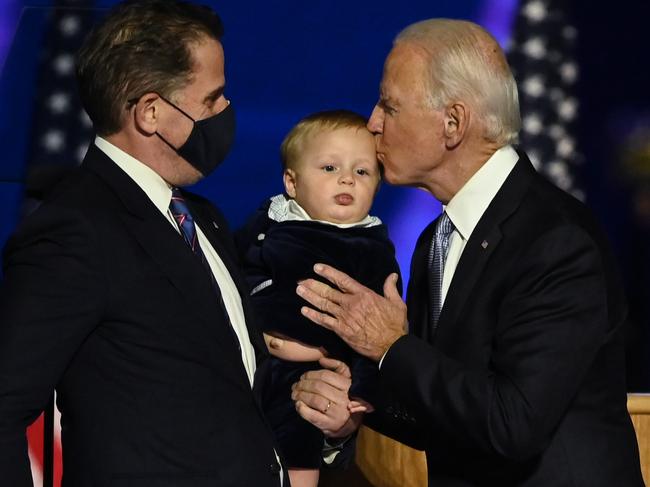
[264,333,285,352]
[348,398,375,414]
[263,332,328,362]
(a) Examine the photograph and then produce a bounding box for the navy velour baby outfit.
[235,195,401,467]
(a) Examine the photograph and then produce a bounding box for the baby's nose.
[339,173,354,184]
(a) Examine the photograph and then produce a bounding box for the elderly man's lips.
[335,193,354,205]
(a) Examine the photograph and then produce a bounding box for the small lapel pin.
[212,221,219,230]
[481,240,488,249]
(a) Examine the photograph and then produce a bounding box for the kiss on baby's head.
[280,110,381,225]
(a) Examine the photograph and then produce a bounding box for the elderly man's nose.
[367,105,384,134]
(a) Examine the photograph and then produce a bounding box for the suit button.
[269,461,281,474]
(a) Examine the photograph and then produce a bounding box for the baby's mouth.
[335,193,354,205]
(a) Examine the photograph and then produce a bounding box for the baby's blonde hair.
[281,109,370,170]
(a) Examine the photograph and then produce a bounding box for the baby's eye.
[322,165,336,172]
[356,168,369,176]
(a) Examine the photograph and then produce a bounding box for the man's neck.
[426,140,502,204]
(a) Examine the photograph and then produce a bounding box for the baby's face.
[284,127,380,224]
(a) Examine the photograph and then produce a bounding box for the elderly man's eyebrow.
[377,95,398,109]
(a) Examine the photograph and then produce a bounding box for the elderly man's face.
[367,43,446,189]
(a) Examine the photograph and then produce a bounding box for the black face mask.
[156,95,236,177]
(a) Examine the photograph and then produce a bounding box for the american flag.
[507,0,584,200]
[24,1,95,486]
[23,1,95,216]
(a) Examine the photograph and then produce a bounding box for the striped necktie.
[169,187,241,349]
[428,212,454,333]
[169,188,214,276]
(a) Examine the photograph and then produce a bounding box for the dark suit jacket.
[367,153,644,486]
[0,145,285,487]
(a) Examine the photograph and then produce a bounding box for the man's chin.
[382,169,401,186]
[170,163,205,187]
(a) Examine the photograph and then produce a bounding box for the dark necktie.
[428,212,455,332]
[169,188,241,350]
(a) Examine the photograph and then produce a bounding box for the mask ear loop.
[155,131,181,152]
[156,93,197,123]
[127,93,196,151]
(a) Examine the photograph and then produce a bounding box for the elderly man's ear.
[443,102,468,149]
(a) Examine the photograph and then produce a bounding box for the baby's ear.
[283,168,297,198]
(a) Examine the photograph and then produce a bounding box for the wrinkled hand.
[296,264,407,362]
[292,357,358,437]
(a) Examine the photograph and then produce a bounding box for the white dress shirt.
[441,145,518,303]
[380,145,518,369]
[94,136,257,386]
[267,193,382,228]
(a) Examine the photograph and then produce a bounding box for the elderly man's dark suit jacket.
[368,152,644,486]
[0,145,285,487]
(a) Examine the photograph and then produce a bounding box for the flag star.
[522,37,546,59]
[546,161,571,189]
[523,0,547,22]
[559,62,579,83]
[556,137,575,158]
[59,15,81,36]
[547,161,567,178]
[523,113,544,135]
[48,93,71,114]
[558,98,578,120]
[42,130,66,152]
[52,54,75,76]
[522,75,545,97]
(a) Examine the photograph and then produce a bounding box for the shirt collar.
[444,145,518,241]
[94,136,173,215]
[267,193,382,228]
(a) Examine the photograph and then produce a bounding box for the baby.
[236,109,401,487]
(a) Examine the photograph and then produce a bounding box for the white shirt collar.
[94,136,173,214]
[267,194,382,228]
[444,145,518,241]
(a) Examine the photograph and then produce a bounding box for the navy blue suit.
[0,145,285,487]
[367,153,643,486]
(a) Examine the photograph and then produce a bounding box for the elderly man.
[0,1,285,486]
[293,19,644,486]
